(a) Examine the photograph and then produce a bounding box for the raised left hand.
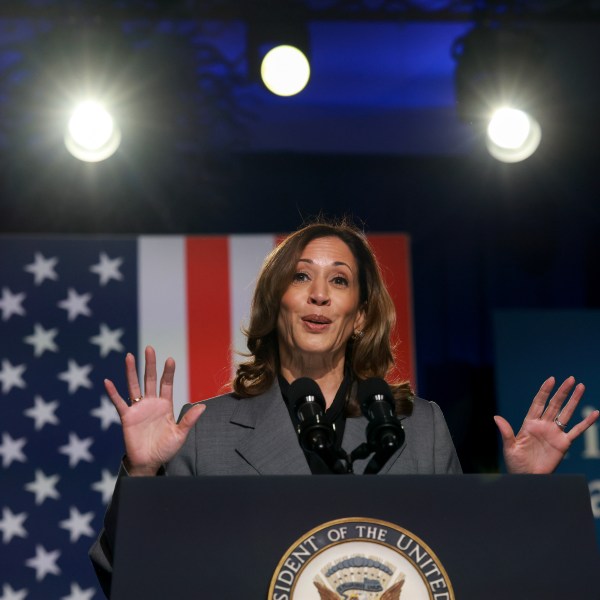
[494,376,599,474]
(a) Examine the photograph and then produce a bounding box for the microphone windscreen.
[288,377,326,410]
[357,377,394,405]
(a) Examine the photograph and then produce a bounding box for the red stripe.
[186,237,231,401]
[368,235,415,387]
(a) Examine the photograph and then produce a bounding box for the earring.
[351,330,364,341]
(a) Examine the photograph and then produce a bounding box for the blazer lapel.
[230,382,311,475]
[228,382,406,475]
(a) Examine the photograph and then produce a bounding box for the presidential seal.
[268,517,454,600]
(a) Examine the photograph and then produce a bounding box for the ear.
[354,303,366,333]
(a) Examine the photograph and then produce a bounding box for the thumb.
[178,401,206,434]
[494,415,516,447]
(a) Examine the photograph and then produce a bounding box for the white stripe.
[138,236,189,418]
[228,235,275,378]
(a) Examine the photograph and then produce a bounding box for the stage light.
[260,45,310,97]
[486,107,541,163]
[64,101,121,162]
[67,102,114,150]
[247,7,311,97]
[453,26,547,163]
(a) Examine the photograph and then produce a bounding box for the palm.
[120,396,184,468]
[495,376,599,474]
[502,417,571,474]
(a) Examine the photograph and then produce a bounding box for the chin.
[296,340,343,356]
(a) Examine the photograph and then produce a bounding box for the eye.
[331,275,349,287]
[293,271,310,283]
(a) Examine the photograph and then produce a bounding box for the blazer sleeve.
[88,463,127,598]
[429,400,462,474]
[390,397,462,474]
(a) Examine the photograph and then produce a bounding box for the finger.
[567,409,600,441]
[542,376,576,420]
[104,378,129,418]
[177,402,206,435]
[524,377,555,420]
[159,357,176,402]
[144,345,158,398]
[125,352,142,402]
[554,383,585,424]
[494,415,516,448]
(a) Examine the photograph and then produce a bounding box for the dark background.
[1,0,599,472]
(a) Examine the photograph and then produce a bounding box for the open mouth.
[302,315,332,325]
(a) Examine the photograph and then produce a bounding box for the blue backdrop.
[494,310,600,546]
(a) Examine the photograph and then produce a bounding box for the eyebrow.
[298,258,354,272]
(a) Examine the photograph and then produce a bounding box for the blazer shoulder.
[400,396,461,474]
[180,382,283,427]
[196,390,241,408]
[405,396,445,423]
[179,390,242,417]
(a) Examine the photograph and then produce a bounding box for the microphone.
[288,377,335,453]
[357,378,405,474]
[288,377,351,474]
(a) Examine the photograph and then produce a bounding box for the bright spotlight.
[260,45,310,97]
[453,26,549,163]
[486,107,541,163]
[64,101,121,162]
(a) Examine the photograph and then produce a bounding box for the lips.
[301,314,332,332]
[302,314,332,324]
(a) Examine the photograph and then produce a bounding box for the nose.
[308,279,330,306]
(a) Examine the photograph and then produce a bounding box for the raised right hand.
[104,345,206,476]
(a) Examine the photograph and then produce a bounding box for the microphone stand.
[289,377,405,475]
[290,377,353,474]
[349,379,406,474]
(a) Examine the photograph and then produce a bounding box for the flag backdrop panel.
[0,233,413,599]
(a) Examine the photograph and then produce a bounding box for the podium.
[110,474,599,599]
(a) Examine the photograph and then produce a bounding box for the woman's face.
[277,236,365,366]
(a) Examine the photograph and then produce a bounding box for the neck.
[279,355,346,409]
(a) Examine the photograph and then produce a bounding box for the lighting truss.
[0,1,599,22]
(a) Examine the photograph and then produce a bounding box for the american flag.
[0,238,136,599]
[0,234,414,599]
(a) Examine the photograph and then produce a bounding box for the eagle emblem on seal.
[313,554,406,600]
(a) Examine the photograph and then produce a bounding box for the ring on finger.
[129,395,144,404]
[553,416,567,431]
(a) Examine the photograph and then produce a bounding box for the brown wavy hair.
[232,219,414,416]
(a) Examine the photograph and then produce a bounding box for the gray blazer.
[167,381,461,476]
[89,382,461,595]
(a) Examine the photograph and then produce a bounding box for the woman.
[90,221,598,590]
